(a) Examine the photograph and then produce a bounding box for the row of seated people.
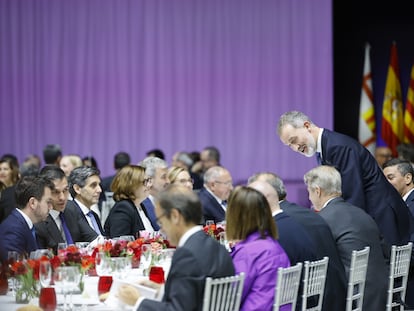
[0,158,406,310]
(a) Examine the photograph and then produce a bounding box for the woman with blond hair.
[104,165,152,238]
[167,166,194,190]
[226,186,290,311]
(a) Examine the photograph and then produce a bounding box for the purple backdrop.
[0,0,332,206]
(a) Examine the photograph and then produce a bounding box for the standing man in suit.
[117,185,235,310]
[67,166,105,236]
[138,157,169,231]
[304,165,389,311]
[248,174,346,311]
[0,176,53,261]
[35,166,98,253]
[277,110,414,250]
[198,166,233,224]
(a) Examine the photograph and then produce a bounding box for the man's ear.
[405,173,413,186]
[73,184,82,195]
[171,208,181,224]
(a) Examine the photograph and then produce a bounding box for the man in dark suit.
[35,166,98,253]
[100,151,131,193]
[278,110,414,250]
[117,185,235,310]
[248,171,347,311]
[68,166,105,236]
[198,166,233,224]
[304,165,389,311]
[0,176,53,261]
[139,156,170,231]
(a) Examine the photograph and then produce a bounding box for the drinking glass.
[39,261,52,288]
[66,267,81,311]
[57,243,67,259]
[7,251,20,297]
[140,244,153,275]
[54,266,79,311]
[206,220,216,231]
[95,252,113,296]
[39,287,57,311]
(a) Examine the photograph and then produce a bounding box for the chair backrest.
[273,262,303,311]
[301,256,329,311]
[386,242,413,311]
[345,246,370,311]
[202,272,245,311]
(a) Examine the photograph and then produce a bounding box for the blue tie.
[59,213,74,245]
[31,227,38,248]
[87,211,101,234]
[316,152,322,165]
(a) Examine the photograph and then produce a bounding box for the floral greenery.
[9,257,46,303]
[203,223,225,241]
[50,245,94,273]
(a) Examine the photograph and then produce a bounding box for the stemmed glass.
[140,244,153,275]
[95,252,113,296]
[39,261,57,311]
[7,251,20,297]
[54,266,80,311]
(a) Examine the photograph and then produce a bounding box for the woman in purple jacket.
[226,186,291,311]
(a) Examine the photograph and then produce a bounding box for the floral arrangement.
[203,223,225,241]
[51,245,94,273]
[9,257,46,303]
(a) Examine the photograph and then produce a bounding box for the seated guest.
[59,154,83,177]
[0,155,20,188]
[117,185,235,310]
[67,166,105,235]
[304,165,388,311]
[0,176,53,261]
[139,157,170,230]
[167,166,194,190]
[104,165,152,238]
[248,172,347,311]
[226,186,290,311]
[198,166,233,224]
[35,166,98,253]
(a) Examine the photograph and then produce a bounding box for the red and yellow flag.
[358,44,376,154]
[404,62,414,143]
[381,43,403,157]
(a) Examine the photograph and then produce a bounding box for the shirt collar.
[316,128,324,154]
[49,209,60,221]
[205,187,223,205]
[403,188,414,201]
[15,208,34,229]
[74,199,90,215]
[178,225,202,247]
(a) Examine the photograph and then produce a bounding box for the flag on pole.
[404,62,414,144]
[358,44,376,154]
[381,42,404,157]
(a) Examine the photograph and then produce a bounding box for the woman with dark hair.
[226,186,290,311]
[0,156,20,188]
[104,165,152,238]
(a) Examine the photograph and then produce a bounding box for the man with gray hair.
[198,166,233,224]
[304,165,388,311]
[277,110,414,252]
[248,172,346,311]
[138,156,169,230]
[67,166,105,236]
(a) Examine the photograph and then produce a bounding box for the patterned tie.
[87,211,101,234]
[59,212,74,245]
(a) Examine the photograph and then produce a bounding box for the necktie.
[87,211,101,234]
[59,213,74,245]
[316,152,322,165]
[221,200,227,210]
[31,227,38,248]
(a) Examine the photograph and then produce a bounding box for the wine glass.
[39,261,57,311]
[65,266,81,311]
[95,252,113,296]
[54,266,76,311]
[140,244,153,275]
[7,251,20,297]
[57,243,67,259]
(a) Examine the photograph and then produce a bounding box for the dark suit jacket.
[0,185,16,224]
[319,197,389,311]
[0,209,38,261]
[138,230,235,311]
[280,200,347,311]
[198,187,225,224]
[68,200,105,236]
[273,212,316,264]
[406,190,414,218]
[141,197,160,230]
[320,129,414,247]
[36,205,98,254]
[104,199,147,238]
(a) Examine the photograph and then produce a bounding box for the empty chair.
[386,242,413,311]
[301,256,329,311]
[273,262,303,311]
[346,246,370,311]
[202,272,245,311]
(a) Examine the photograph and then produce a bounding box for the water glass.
[39,287,57,311]
[39,261,52,287]
[7,251,20,296]
[57,243,67,259]
[140,244,153,274]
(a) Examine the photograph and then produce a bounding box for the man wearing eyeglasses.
[117,185,235,310]
[198,166,233,224]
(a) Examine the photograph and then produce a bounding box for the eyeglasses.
[143,178,152,186]
[156,212,166,227]
[177,178,194,185]
[214,180,233,186]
